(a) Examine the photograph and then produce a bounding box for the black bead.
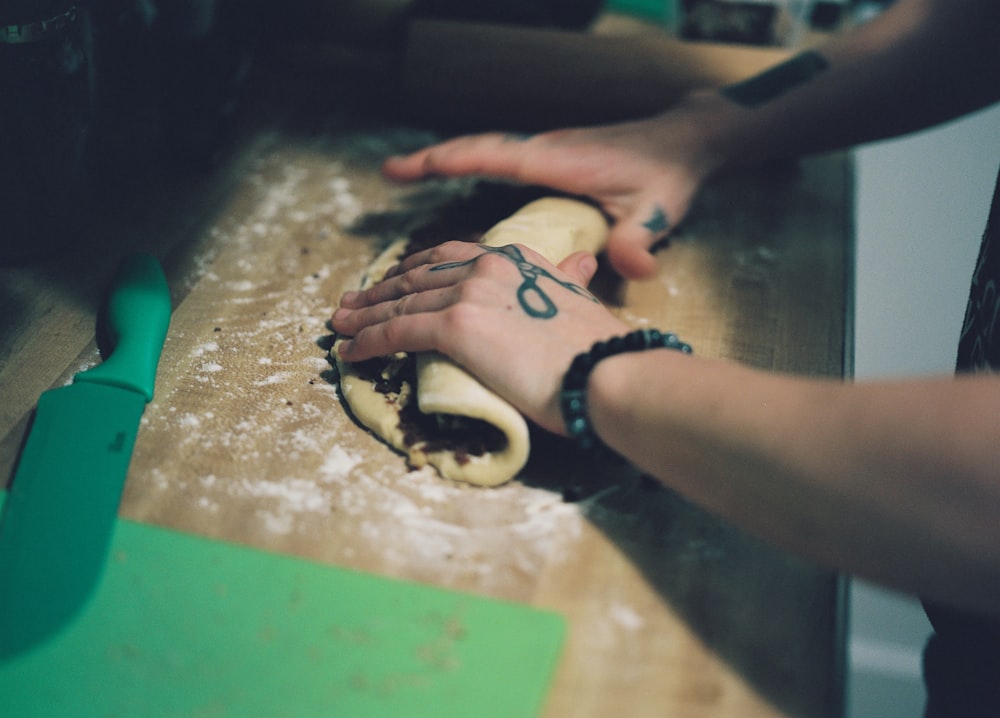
[560,328,691,452]
[624,331,645,350]
[570,354,594,375]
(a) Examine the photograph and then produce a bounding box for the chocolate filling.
[351,351,507,465]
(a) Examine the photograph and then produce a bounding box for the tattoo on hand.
[431,245,598,319]
[721,50,830,108]
[642,206,671,235]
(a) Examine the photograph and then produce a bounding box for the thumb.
[606,197,678,279]
[605,218,663,281]
[557,251,599,286]
[607,182,698,279]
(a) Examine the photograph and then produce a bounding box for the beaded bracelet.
[560,329,692,450]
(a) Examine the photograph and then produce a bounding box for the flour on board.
[129,133,608,591]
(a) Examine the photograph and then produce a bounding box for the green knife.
[0,254,171,660]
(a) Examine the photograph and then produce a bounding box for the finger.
[605,200,673,280]
[344,241,484,309]
[340,259,459,310]
[333,285,457,335]
[381,240,486,281]
[382,133,535,184]
[606,225,660,281]
[381,150,435,182]
[336,315,440,362]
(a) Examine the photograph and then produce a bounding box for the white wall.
[853,105,1000,379]
[847,103,1000,718]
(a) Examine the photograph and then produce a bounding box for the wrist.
[560,329,692,451]
[668,89,746,180]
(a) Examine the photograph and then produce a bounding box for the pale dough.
[333,197,609,486]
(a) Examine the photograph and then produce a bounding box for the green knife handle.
[74,254,172,402]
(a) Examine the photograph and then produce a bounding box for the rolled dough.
[333,197,609,486]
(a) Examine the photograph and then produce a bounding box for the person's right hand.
[383,93,725,280]
[332,241,632,435]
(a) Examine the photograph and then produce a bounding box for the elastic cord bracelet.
[560,329,692,450]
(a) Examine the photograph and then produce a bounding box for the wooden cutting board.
[0,38,850,714]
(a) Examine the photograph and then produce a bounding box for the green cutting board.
[0,493,565,718]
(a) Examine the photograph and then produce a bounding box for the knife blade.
[0,254,171,660]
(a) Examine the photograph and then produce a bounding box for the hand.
[331,241,631,434]
[382,95,724,280]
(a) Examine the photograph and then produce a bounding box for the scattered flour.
[192,341,219,357]
[140,133,599,588]
[609,603,645,632]
[253,371,294,387]
[319,444,362,480]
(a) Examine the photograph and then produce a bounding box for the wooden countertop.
[0,47,851,718]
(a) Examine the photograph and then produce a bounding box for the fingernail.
[340,290,359,305]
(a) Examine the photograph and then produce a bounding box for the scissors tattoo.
[430,245,598,319]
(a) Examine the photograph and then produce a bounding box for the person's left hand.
[381,98,722,281]
[331,241,631,434]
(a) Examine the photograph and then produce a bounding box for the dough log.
[333,197,609,486]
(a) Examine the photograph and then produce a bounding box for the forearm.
[691,0,1000,170]
[587,350,1000,616]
